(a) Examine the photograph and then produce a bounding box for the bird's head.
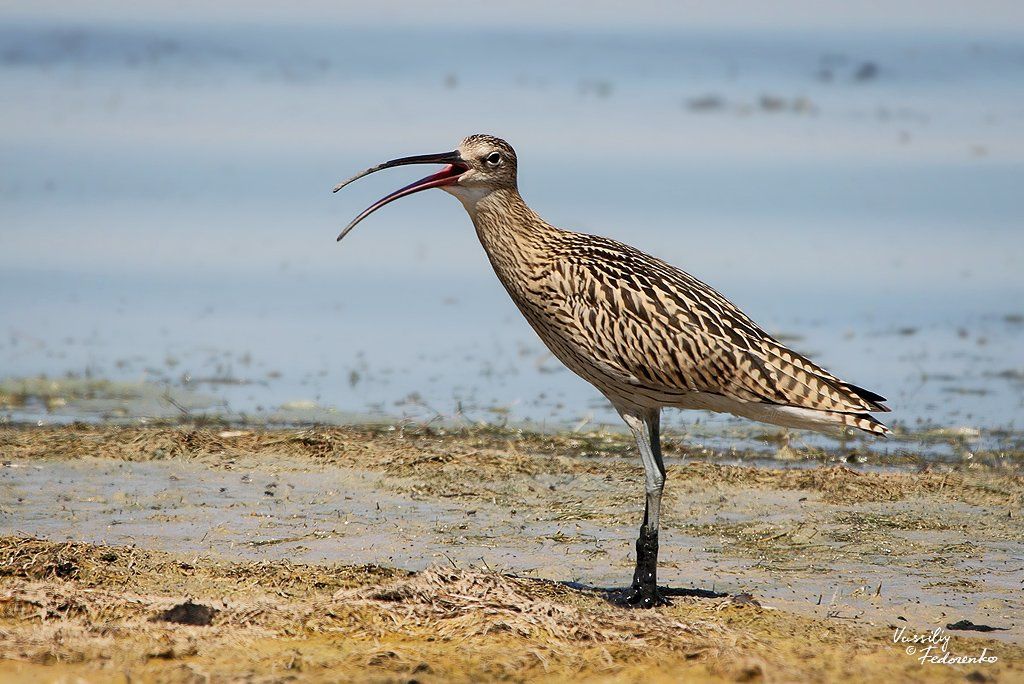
[332,134,518,241]
[452,134,518,193]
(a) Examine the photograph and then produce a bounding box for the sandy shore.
[1,424,1021,681]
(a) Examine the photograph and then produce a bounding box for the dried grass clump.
[332,567,730,655]
[680,462,1023,506]
[0,580,217,667]
[0,424,371,464]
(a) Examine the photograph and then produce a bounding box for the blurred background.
[2,1,1023,454]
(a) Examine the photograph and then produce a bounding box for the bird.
[332,134,890,608]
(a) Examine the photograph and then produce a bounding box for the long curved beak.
[332,150,467,242]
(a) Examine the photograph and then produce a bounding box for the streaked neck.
[448,187,553,237]
[449,187,559,291]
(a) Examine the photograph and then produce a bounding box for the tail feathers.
[835,411,891,436]
[837,382,890,413]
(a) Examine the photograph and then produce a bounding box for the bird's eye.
[485,152,501,166]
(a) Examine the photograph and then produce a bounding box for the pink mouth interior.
[369,162,467,208]
[337,163,468,241]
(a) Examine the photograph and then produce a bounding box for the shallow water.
[2,9,1023,451]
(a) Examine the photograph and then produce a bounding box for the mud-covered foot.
[615,524,670,608]
[616,582,671,608]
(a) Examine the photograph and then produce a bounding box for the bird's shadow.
[560,581,728,603]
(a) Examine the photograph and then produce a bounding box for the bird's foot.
[614,524,670,609]
[616,581,671,608]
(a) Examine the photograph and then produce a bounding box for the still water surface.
[2,16,1023,446]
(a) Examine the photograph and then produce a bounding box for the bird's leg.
[618,407,669,608]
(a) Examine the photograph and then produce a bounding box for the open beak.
[332,150,468,241]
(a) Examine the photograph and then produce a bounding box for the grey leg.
[617,406,669,608]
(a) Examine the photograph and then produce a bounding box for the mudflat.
[1,424,1021,682]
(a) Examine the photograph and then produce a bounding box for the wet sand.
[1,424,1022,681]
